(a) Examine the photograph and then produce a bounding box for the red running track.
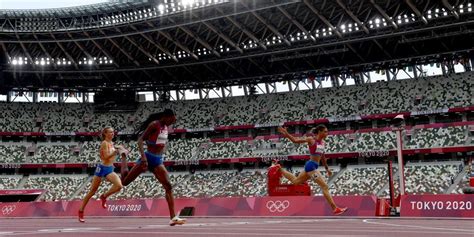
[0,217,472,237]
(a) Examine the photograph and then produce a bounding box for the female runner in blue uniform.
[121,109,186,226]
[276,125,347,215]
[78,127,124,222]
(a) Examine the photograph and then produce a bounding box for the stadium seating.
[40,104,90,132]
[404,162,462,195]
[197,141,248,159]
[1,72,472,132]
[0,103,38,132]
[0,160,463,200]
[405,126,468,148]
[213,169,268,197]
[30,145,73,163]
[78,141,101,163]
[0,175,23,189]
[12,125,469,164]
[23,175,88,201]
[451,175,471,194]
[349,132,396,152]
[0,144,27,163]
[173,171,236,198]
[329,165,388,196]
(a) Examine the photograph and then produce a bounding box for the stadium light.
[182,0,195,7]
[158,4,165,12]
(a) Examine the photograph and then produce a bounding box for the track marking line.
[362,219,474,233]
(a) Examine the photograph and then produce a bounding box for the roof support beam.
[250,12,291,46]
[441,0,460,19]
[178,26,221,57]
[277,6,316,41]
[224,15,267,50]
[99,29,141,67]
[14,33,44,86]
[336,0,369,34]
[0,43,22,87]
[369,0,398,29]
[32,33,58,70]
[82,31,120,68]
[202,21,243,54]
[405,0,429,24]
[159,31,199,60]
[49,33,79,69]
[137,23,178,62]
[66,32,99,70]
[303,0,343,38]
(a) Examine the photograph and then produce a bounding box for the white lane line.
[67,231,316,236]
[55,229,473,236]
[362,219,473,233]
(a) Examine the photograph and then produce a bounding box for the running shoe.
[100,194,107,209]
[169,216,186,226]
[333,207,348,215]
[78,211,85,223]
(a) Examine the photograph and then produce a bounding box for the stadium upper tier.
[0,72,472,132]
[1,0,472,91]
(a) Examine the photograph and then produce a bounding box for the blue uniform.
[136,151,164,172]
[304,160,320,172]
[94,164,114,177]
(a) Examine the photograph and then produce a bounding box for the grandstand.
[0,0,473,227]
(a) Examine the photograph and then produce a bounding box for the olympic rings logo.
[266,200,290,213]
[1,205,16,216]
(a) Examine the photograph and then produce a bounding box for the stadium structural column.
[388,160,395,206]
[362,72,371,83]
[330,75,340,87]
[58,92,64,103]
[395,127,406,195]
[470,56,474,71]
[462,59,471,72]
[412,65,419,79]
[153,91,157,102]
[82,92,89,103]
[310,78,316,89]
[32,92,38,103]
[198,89,203,100]
[442,60,455,75]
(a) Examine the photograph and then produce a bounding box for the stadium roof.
[0,0,473,92]
[0,0,109,10]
